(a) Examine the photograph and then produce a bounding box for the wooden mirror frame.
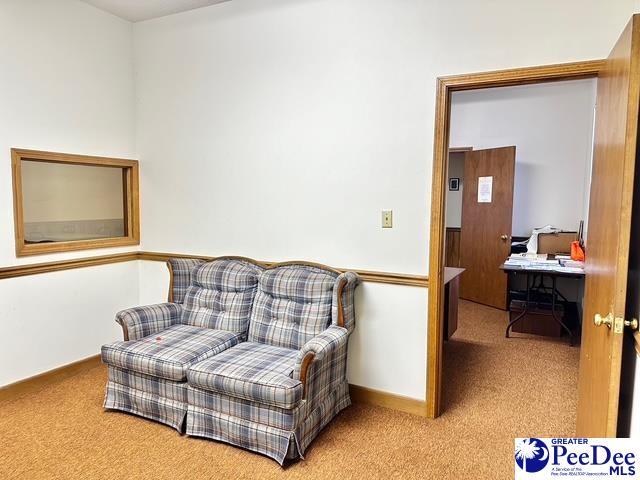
[11,148,140,256]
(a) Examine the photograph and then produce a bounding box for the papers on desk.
[557,259,586,274]
[511,253,549,261]
[505,253,556,268]
[504,253,585,274]
[557,267,585,274]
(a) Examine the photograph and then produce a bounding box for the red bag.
[571,241,585,261]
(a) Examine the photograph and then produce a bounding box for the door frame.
[426,59,604,418]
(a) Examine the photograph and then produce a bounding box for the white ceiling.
[81,0,231,22]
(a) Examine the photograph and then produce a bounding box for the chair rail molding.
[0,251,429,288]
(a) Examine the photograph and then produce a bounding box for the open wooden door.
[576,15,640,437]
[459,146,515,309]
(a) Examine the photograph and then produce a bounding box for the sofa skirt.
[185,381,351,465]
[103,366,188,432]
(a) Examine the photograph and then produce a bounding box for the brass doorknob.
[500,234,509,241]
[625,318,639,330]
[594,313,613,328]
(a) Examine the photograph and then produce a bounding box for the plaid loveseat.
[101,257,360,464]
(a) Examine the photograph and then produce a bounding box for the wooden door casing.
[459,147,516,310]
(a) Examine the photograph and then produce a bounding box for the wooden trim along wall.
[0,354,102,402]
[138,251,428,287]
[0,250,429,287]
[0,252,139,280]
[349,385,427,416]
[0,354,427,416]
[426,59,604,419]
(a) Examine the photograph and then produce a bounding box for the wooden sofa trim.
[167,260,175,303]
[299,352,316,398]
[336,278,346,328]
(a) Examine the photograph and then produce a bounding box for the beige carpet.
[0,300,579,479]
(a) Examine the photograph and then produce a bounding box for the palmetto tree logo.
[515,438,550,473]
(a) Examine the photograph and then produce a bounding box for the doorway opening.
[425,60,608,420]
[437,76,596,435]
[426,16,640,437]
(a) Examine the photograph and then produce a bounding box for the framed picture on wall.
[449,177,460,191]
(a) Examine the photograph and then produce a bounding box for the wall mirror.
[11,148,139,256]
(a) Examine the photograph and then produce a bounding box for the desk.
[500,264,584,345]
[444,267,465,340]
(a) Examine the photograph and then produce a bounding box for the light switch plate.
[382,210,393,228]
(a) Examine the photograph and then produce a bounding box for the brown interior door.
[576,15,640,437]
[459,146,515,309]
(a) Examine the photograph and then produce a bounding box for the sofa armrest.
[293,325,349,398]
[115,303,183,341]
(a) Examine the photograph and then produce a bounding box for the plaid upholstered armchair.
[101,258,263,430]
[101,257,360,464]
[186,264,360,464]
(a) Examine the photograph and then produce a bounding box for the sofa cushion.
[101,324,242,381]
[247,266,337,350]
[182,259,262,334]
[187,342,302,409]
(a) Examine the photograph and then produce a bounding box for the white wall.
[448,79,597,236]
[0,263,139,386]
[445,152,465,229]
[132,0,636,400]
[0,0,136,266]
[0,0,137,385]
[133,0,634,272]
